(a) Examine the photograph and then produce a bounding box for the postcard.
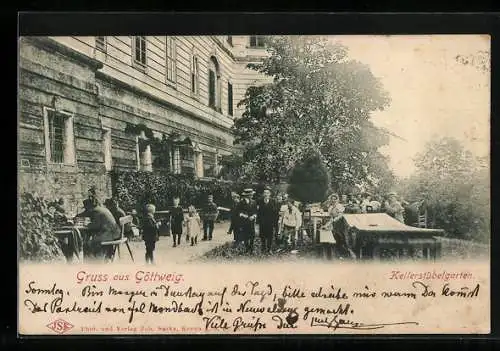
[18,34,490,335]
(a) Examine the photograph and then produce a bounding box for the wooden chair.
[417,210,428,228]
[101,215,135,263]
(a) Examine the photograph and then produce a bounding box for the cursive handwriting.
[232,316,266,332]
[310,314,419,331]
[25,281,66,301]
[202,315,230,331]
[272,315,298,329]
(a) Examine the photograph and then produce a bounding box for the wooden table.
[53,225,88,263]
[334,213,444,261]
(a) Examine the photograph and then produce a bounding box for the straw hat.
[241,188,254,197]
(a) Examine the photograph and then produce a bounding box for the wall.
[18,37,111,212]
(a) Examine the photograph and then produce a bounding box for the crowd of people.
[46,185,426,264]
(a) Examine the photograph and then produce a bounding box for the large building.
[18,35,271,212]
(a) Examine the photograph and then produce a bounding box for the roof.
[338,213,444,235]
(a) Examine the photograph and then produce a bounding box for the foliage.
[287,152,331,203]
[18,193,64,262]
[234,35,392,190]
[111,170,257,214]
[396,137,489,243]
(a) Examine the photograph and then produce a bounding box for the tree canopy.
[233,36,393,191]
[287,152,331,204]
[397,137,489,243]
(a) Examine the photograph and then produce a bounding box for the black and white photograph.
[18,32,490,335]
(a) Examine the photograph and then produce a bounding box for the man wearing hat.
[236,188,258,253]
[257,186,279,254]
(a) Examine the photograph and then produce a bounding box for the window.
[102,129,112,171]
[227,36,233,46]
[208,70,216,108]
[249,36,265,48]
[173,147,181,174]
[203,152,216,178]
[208,57,221,111]
[166,36,177,83]
[96,37,106,52]
[191,55,199,95]
[133,36,147,68]
[227,82,233,116]
[180,147,195,175]
[44,108,75,165]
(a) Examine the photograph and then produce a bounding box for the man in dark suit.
[227,192,241,244]
[236,188,257,254]
[257,186,278,254]
[202,194,218,241]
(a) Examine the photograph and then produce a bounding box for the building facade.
[18,35,270,212]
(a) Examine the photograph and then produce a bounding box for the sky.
[332,35,490,178]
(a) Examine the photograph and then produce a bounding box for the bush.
[287,152,330,204]
[19,193,64,262]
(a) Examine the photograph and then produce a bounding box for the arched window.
[208,56,221,111]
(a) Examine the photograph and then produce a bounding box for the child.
[169,196,184,247]
[186,205,201,246]
[142,204,161,264]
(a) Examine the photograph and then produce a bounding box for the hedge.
[110,170,262,214]
[18,192,65,262]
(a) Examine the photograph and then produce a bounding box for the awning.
[338,213,444,236]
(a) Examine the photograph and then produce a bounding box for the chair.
[101,215,135,262]
[417,210,427,228]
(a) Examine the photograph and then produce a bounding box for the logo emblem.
[47,319,74,334]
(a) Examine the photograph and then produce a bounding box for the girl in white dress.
[186,205,202,246]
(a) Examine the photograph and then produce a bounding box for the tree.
[287,152,331,204]
[234,36,391,189]
[397,137,489,243]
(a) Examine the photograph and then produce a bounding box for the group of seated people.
[48,186,140,261]
[321,191,425,226]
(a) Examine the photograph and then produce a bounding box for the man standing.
[236,189,257,253]
[257,186,278,254]
[202,194,219,241]
[227,192,241,244]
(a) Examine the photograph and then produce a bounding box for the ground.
[125,222,234,264]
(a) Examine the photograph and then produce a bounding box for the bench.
[101,215,135,263]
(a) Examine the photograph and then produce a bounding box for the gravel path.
[125,222,233,264]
